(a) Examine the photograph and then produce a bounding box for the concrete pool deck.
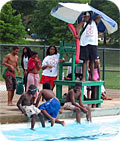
[0,89,120,124]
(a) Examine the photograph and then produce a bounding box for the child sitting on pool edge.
[36,82,66,127]
[17,84,45,130]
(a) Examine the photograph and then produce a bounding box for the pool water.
[0,115,120,141]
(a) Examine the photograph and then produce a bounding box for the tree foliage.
[12,0,37,16]
[1,0,119,46]
[0,2,26,43]
[30,0,119,46]
[30,0,91,45]
[90,0,120,45]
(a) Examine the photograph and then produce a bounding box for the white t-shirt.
[80,20,98,46]
[23,56,28,70]
[42,53,60,77]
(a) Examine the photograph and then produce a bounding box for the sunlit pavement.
[0,88,120,124]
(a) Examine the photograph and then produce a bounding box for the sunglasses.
[28,88,39,92]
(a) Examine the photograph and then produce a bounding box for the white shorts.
[64,102,79,110]
[23,105,41,118]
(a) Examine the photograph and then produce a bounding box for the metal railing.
[0,44,120,102]
[0,44,120,79]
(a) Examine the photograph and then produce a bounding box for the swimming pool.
[0,115,120,141]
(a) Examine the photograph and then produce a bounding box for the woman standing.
[21,47,31,91]
[40,46,64,90]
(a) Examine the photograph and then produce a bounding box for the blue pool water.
[0,115,120,141]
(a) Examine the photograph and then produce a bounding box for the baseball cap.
[83,12,90,16]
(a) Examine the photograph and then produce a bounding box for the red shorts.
[40,75,57,87]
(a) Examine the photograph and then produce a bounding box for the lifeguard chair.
[54,41,104,107]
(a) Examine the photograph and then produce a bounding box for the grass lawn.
[103,71,120,89]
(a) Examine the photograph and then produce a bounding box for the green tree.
[12,0,37,16]
[0,2,26,43]
[31,0,91,45]
[12,0,38,32]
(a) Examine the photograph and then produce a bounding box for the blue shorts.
[38,98,61,119]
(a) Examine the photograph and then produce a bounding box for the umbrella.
[51,2,118,34]
[51,2,118,64]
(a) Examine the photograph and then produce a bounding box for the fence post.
[43,43,46,60]
[0,47,2,73]
[102,48,105,81]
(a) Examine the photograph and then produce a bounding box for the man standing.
[2,46,20,106]
[76,12,101,81]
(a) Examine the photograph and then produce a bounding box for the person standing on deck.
[21,47,31,91]
[40,46,64,90]
[26,51,41,102]
[76,11,101,81]
[2,46,20,106]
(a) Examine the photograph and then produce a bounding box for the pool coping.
[0,89,120,124]
[0,106,120,124]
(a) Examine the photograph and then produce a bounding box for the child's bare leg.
[38,113,45,127]
[41,110,55,126]
[87,90,91,99]
[91,86,97,108]
[92,104,96,108]
[31,114,36,130]
[90,61,95,81]
[32,97,36,104]
[86,106,92,122]
[59,109,63,114]
[8,90,15,106]
[82,61,86,81]
[75,107,81,123]
[55,119,66,126]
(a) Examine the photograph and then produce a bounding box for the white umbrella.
[51,2,118,34]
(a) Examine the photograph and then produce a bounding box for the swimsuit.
[4,69,16,91]
[23,105,41,118]
[39,98,61,119]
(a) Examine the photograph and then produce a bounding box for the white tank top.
[80,20,98,46]
[23,56,28,70]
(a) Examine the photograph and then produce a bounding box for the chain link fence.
[0,44,120,102]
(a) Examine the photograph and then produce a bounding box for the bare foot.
[92,104,96,108]
[81,78,85,81]
[102,95,112,100]
[90,78,96,81]
[88,104,92,107]
[51,118,55,127]
[59,109,63,114]
[61,121,66,126]
[8,103,16,106]
[86,112,89,121]
[30,128,35,131]
[105,97,112,100]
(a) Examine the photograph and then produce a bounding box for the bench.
[55,80,104,107]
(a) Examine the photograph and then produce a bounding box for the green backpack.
[2,67,7,79]
[16,77,24,95]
